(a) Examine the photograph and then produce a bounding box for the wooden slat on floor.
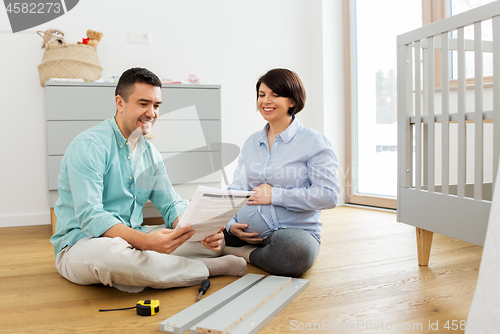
[0,207,482,333]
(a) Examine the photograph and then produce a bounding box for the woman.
[224,68,339,276]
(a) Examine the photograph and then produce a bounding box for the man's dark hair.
[115,67,162,102]
[256,68,306,116]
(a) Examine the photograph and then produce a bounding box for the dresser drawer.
[161,151,222,184]
[47,120,221,155]
[48,151,221,190]
[46,86,116,120]
[148,120,221,152]
[47,121,101,155]
[46,85,221,121]
[48,156,63,190]
[161,87,220,120]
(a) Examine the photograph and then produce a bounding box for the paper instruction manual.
[176,186,254,241]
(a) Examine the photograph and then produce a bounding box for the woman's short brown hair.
[256,68,306,116]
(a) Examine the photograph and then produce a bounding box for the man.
[50,67,246,293]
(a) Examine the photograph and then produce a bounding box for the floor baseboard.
[0,212,51,228]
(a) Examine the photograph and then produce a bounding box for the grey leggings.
[224,228,320,277]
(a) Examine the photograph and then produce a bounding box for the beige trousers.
[55,228,224,293]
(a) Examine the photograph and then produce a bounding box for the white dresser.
[46,82,222,223]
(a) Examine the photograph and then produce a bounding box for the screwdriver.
[197,279,211,301]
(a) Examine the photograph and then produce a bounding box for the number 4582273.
[5,3,61,14]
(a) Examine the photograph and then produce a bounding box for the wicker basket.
[37,42,103,87]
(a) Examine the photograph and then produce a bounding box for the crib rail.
[397,1,500,246]
[420,37,493,52]
[409,110,493,124]
[397,1,500,46]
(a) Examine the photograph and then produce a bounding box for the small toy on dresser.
[40,29,65,49]
[78,29,104,47]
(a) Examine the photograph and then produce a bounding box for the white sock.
[223,246,257,263]
[197,255,247,277]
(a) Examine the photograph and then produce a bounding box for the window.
[345,0,422,208]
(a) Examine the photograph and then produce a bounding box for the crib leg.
[416,228,433,266]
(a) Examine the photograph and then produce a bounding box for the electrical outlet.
[128,32,152,45]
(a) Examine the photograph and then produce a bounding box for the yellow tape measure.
[99,299,160,316]
[136,299,160,316]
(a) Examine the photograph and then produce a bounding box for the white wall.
[0,0,345,227]
[322,0,346,203]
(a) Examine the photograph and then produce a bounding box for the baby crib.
[397,1,500,265]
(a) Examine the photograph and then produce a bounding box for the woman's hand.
[201,227,225,252]
[229,223,263,244]
[247,184,273,205]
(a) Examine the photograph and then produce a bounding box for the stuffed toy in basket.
[37,30,103,87]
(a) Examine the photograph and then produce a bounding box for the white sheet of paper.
[176,186,254,241]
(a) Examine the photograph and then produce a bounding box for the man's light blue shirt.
[225,119,339,242]
[50,118,187,256]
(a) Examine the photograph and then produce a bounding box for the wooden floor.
[0,207,483,334]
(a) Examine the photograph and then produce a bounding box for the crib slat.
[422,49,428,188]
[407,44,414,189]
[474,22,484,201]
[420,37,493,53]
[415,41,422,191]
[397,44,413,212]
[493,16,500,187]
[457,27,466,198]
[426,36,435,193]
[441,33,450,196]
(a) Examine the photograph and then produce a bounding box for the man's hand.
[200,227,225,252]
[102,223,194,254]
[247,184,273,205]
[144,226,195,254]
[229,223,263,244]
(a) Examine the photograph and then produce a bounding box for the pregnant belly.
[236,205,273,239]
